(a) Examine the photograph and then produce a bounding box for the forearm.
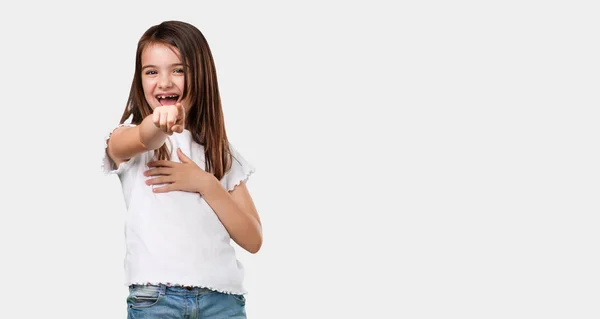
[107,115,168,162]
[138,115,169,150]
[201,179,263,254]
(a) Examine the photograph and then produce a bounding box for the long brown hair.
[119,20,232,180]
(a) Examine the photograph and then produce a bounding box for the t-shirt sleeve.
[221,143,256,191]
[102,123,137,175]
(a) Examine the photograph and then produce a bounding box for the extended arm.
[106,115,169,167]
[107,104,185,167]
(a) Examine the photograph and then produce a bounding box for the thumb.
[177,148,191,163]
[177,102,186,120]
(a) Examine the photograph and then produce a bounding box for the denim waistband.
[129,283,217,295]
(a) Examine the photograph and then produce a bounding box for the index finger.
[147,160,174,167]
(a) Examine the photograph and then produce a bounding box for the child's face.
[141,43,190,112]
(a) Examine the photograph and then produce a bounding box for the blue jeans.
[126,284,246,319]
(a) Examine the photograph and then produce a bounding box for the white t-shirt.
[102,124,255,295]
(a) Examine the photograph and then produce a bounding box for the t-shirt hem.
[124,280,247,295]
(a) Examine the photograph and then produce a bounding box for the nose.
[158,74,173,89]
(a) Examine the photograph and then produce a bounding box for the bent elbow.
[247,237,262,254]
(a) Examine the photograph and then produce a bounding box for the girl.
[102,20,262,319]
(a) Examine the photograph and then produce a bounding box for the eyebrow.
[142,63,184,70]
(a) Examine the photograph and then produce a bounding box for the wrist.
[140,115,168,150]
[197,174,221,196]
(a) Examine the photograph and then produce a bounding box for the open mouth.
[156,95,180,106]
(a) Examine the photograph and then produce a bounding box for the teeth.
[157,95,178,99]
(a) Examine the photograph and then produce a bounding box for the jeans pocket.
[230,294,246,306]
[127,285,162,309]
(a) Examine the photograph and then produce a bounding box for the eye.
[174,68,184,74]
[145,70,157,75]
